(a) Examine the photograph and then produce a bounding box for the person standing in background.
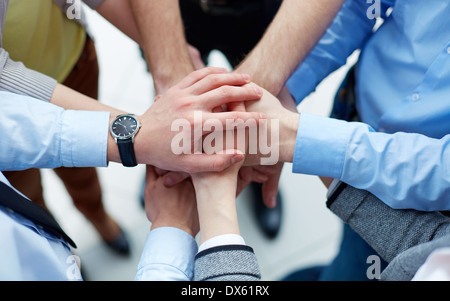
[1,0,131,256]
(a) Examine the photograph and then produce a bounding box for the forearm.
[96,0,142,44]
[236,0,344,95]
[130,0,194,93]
[194,179,240,245]
[50,83,127,115]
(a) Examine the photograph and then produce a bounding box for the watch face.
[111,115,139,139]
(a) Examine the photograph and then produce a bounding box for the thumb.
[261,163,284,208]
[145,165,158,183]
[183,151,245,173]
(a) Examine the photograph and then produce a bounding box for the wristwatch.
[110,114,141,167]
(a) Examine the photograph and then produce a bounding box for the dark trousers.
[180,0,282,68]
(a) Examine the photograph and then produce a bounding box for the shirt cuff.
[286,63,319,105]
[60,110,110,168]
[136,227,198,281]
[292,113,357,179]
[198,234,246,253]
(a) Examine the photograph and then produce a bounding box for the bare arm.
[50,84,127,116]
[236,0,344,95]
[130,0,194,94]
[95,0,142,44]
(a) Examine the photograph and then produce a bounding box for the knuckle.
[218,86,234,99]
[206,74,221,86]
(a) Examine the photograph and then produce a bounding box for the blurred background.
[41,7,358,281]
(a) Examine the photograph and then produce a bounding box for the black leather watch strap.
[117,138,137,167]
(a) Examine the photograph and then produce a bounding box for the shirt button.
[447,46,450,54]
[412,93,420,101]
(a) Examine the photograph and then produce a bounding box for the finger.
[176,67,228,89]
[153,95,163,103]
[239,166,255,183]
[200,84,263,109]
[252,170,270,183]
[187,44,206,70]
[154,167,169,176]
[236,175,251,197]
[261,164,284,208]
[190,72,251,95]
[227,101,246,113]
[145,165,158,183]
[253,165,278,176]
[203,111,265,133]
[163,171,190,187]
[182,151,245,173]
[144,166,159,201]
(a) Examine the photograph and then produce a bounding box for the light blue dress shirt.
[0,92,109,280]
[0,92,246,281]
[135,227,198,281]
[287,0,450,211]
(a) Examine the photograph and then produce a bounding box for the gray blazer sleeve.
[194,245,261,281]
[381,235,450,281]
[328,184,450,263]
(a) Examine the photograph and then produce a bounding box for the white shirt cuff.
[198,234,246,253]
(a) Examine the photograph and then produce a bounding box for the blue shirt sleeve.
[287,0,376,104]
[292,113,450,211]
[135,227,198,281]
[0,91,109,170]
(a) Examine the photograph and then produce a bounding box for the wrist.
[106,114,121,164]
[193,176,238,202]
[153,69,193,95]
[196,196,240,244]
[279,112,300,163]
[150,219,197,238]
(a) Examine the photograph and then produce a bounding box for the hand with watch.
[110,114,141,167]
[107,67,265,173]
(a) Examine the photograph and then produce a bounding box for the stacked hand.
[144,141,246,243]
[131,67,265,173]
[156,83,300,209]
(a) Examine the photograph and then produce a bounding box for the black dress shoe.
[105,227,131,256]
[250,182,283,239]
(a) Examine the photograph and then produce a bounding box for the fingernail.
[254,87,263,96]
[232,154,244,164]
[259,113,266,119]
[243,74,251,82]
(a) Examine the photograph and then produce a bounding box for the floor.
[41,8,358,281]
